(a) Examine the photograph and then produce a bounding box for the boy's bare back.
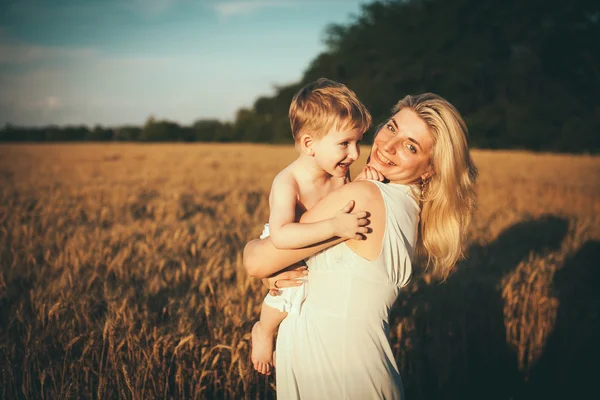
[270,160,348,220]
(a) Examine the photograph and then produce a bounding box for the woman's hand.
[262,264,308,295]
[354,165,386,182]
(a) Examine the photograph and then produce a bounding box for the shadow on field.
[395,215,570,400]
[524,240,600,399]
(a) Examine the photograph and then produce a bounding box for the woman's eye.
[386,123,395,133]
[407,144,416,153]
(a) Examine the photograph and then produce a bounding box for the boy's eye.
[340,142,349,147]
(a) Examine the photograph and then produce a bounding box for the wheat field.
[0,143,599,399]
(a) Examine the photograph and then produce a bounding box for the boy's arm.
[244,181,377,278]
[267,177,299,249]
[269,177,367,249]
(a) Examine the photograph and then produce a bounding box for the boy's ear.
[300,134,315,156]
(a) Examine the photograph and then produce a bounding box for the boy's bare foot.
[251,321,274,375]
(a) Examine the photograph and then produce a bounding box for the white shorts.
[260,223,307,315]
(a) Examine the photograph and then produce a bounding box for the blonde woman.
[244,93,477,399]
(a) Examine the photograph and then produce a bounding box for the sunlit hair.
[289,78,372,142]
[392,93,478,279]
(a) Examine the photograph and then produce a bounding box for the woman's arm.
[243,181,381,278]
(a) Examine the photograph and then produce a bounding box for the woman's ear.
[300,134,315,156]
[421,165,435,181]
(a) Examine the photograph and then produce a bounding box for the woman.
[244,93,477,399]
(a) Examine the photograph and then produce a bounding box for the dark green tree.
[229,0,599,152]
[86,125,114,141]
[139,117,182,142]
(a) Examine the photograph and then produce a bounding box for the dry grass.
[0,143,599,399]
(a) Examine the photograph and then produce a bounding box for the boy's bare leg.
[252,302,287,375]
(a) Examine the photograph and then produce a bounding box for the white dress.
[275,181,420,399]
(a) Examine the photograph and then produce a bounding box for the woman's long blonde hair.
[393,93,478,279]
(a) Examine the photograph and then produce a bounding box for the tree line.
[0,117,240,143]
[1,0,598,153]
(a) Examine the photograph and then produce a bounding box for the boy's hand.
[332,200,370,240]
[354,165,386,182]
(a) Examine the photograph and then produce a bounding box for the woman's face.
[367,108,434,184]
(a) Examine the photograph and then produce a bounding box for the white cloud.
[210,0,297,19]
[3,0,180,22]
[0,44,96,65]
[0,30,96,64]
[44,96,60,110]
[0,31,175,125]
[0,67,66,125]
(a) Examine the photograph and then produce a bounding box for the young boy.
[251,78,372,375]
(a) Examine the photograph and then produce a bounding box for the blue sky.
[0,0,369,127]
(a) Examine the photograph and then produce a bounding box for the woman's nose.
[382,138,397,154]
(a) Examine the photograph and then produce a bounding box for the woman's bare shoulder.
[299,180,384,224]
[342,181,387,260]
[337,180,383,205]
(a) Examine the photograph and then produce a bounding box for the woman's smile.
[373,149,396,166]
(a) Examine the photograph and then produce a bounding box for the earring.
[420,177,428,202]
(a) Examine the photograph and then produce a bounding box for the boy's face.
[311,125,363,177]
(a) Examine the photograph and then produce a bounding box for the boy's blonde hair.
[289,78,372,141]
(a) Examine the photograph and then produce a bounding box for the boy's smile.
[311,125,363,177]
